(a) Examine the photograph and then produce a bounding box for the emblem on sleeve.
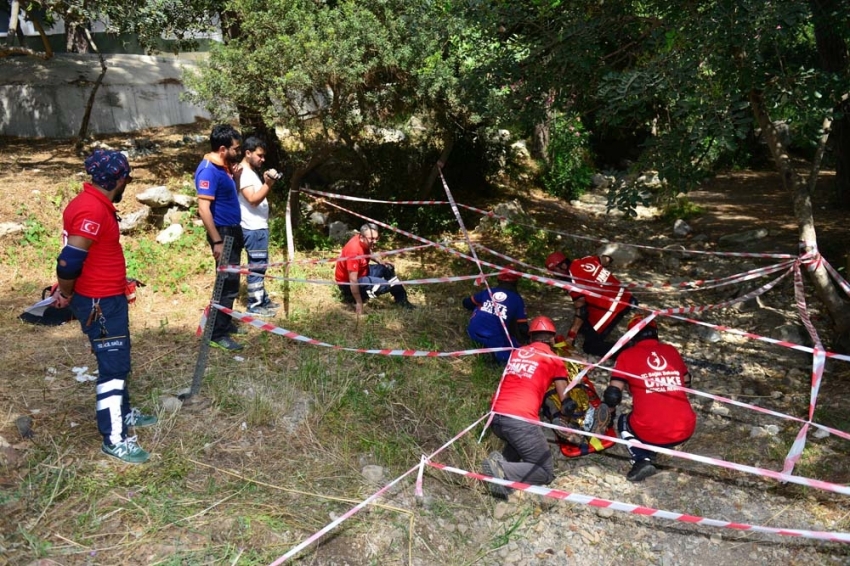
[80,219,101,236]
[199,180,210,189]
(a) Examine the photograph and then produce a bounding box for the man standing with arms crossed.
[195,124,244,351]
[238,136,281,316]
[52,149,157,464]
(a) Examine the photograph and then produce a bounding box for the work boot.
[589,404,611,436]
[102,435,149,464]
[397,300,416,310]
[626,459,658,482]
[481,457,511,499]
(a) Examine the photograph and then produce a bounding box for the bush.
[541,114,595,200]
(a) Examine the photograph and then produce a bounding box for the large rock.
[718,228,769,247]
[173,193,196,208]
[137,185,175,208]
[328,221,352,245]
[595,243,642,267]
[119,206,151,234]
[156,223,184,244]
[476,200,531,231]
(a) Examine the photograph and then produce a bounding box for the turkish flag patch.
[199,180,210,189]
[80,219,101,236]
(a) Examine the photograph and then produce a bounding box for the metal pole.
[183,235,234,400]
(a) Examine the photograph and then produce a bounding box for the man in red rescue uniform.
[601,316,696,481]
[481,316,569,498]
[545,250,636,357]
[335,223,414,314]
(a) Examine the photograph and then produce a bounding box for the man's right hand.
[355,302,364,315]
[212,241,223,262]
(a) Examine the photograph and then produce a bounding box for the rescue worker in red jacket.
[601,316,696,482]
[545,250,636,357]
[482,316,569,498]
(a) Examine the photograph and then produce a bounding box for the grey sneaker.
[261,299,281,310]
[481,457,511,499]
[246,305,275,317]
[210,336,244,351]
[124,407,158,428]
[102,435,149,464]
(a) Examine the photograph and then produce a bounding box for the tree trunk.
[66,21,89,53]
[751,90,850,347]
[6,0,20,46]
[76,30,106,148]
[418,131,455,200]
[809,0,850,208]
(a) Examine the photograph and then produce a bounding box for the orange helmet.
[529,316,557,334]
[497,266,520,282]
[545,251,569,272]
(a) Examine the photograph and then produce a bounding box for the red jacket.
[335,235,369,283]
[492,342,567,421]
[569,256,632,333]
[612,338,696,444]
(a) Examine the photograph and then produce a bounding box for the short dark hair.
[210,124,242,152]
[243,136,267,153]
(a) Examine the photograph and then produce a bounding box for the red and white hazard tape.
[302,186,798,260]
[428,460,850,543]
[498,412,850,496]
[269,414,490,564]
[473,240,797,294]
[217,243,434,273]
[212,304,513,358]
[215,271,499,286]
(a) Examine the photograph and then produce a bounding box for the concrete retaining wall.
[0,53,211,138]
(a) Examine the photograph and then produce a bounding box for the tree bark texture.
[76,30,106,147]
[750,90,850,344]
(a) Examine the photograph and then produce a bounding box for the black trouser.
[580,297,637,357]
[208,225,244,341]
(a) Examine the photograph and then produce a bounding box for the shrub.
[541,114,595,200]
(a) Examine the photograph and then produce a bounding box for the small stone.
[813,427,830,439]
[361,464,385,484]
[160,396,182,413]
[709,533,723,544]
[494,502,512,520]
[709,402,730,417]
[596,506,615,518]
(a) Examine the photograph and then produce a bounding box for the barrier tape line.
[496,412,850,496]
[217,243,434,272]
[212,304,513,357]
[270,414,489,564]
[217,271,501,286]
[427,461,850,543]
[823,259,850,298]
[472,242,797,294]
[320,199,797,328]
[302,187,798,260]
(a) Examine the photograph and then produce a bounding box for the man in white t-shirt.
[238,137,281,316]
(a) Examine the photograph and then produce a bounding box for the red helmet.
[627,314,657,331]
[545,251,569,272]
[497,266,520,282]
[529,316,557,334]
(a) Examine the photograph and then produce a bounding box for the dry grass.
[2,124,850,565]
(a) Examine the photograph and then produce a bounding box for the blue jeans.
[491,414,554,485]
[339,264,408,304]
[243,228,270,308]
[69,293,132,446]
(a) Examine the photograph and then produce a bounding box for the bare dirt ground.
[1,124,849,565]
